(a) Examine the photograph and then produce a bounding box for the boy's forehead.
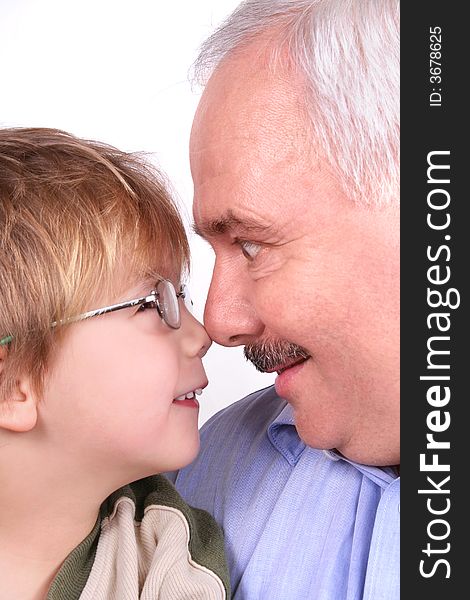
[119,267,184,298]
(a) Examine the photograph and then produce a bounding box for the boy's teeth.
[175,390,199,401]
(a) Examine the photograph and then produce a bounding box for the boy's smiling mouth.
[174,389,203,401]
[173,382,208,407]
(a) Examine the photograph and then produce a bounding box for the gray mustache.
[244,339,310,373]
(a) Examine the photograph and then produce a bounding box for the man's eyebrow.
[192,210,274,238]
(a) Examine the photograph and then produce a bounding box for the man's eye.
[238,240,261,261]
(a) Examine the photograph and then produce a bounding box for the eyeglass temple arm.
[0,293,157,344]
[0,285,186,345]
[51,293,157,326]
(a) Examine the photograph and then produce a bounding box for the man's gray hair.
[193,0,400,207]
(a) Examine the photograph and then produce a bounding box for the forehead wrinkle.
[192,209,275,239]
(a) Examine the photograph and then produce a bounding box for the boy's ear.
[0,346,38,432]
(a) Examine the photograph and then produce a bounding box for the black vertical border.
[401,3,465,596]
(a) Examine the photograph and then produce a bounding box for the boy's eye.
[238,240,261,261]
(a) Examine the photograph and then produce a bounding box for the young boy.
[0,128,229,599]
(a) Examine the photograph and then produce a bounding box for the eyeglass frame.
[0,279,190,346]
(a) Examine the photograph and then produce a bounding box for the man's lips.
[274,357,310,398]
[264,356,311,375]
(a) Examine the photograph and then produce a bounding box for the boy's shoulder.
[106,474,229,556]
[47,475,230,600]
[104,473,206,520]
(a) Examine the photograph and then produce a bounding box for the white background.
[0,0,276,425]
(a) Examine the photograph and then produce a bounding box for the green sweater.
[46,475,230,599]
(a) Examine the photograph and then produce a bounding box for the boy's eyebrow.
[192,210,274,239]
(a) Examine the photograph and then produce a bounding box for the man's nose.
[203,266,264,347]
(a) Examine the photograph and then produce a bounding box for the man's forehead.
[190,42,310,158]
[189,39,333,241]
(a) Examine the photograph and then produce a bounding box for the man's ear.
[0,346,38,432]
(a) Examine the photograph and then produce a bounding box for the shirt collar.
[268,402,399,489]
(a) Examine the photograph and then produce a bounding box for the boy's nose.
[182,310,212,358]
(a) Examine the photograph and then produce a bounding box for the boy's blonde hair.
[0,127,189,402]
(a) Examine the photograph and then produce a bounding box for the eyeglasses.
[0,279,191,346]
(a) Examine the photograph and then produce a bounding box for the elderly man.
[170,1,400,598]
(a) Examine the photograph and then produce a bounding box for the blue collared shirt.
[168,386,399,600]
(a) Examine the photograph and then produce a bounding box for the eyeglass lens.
[157,280,180,329]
